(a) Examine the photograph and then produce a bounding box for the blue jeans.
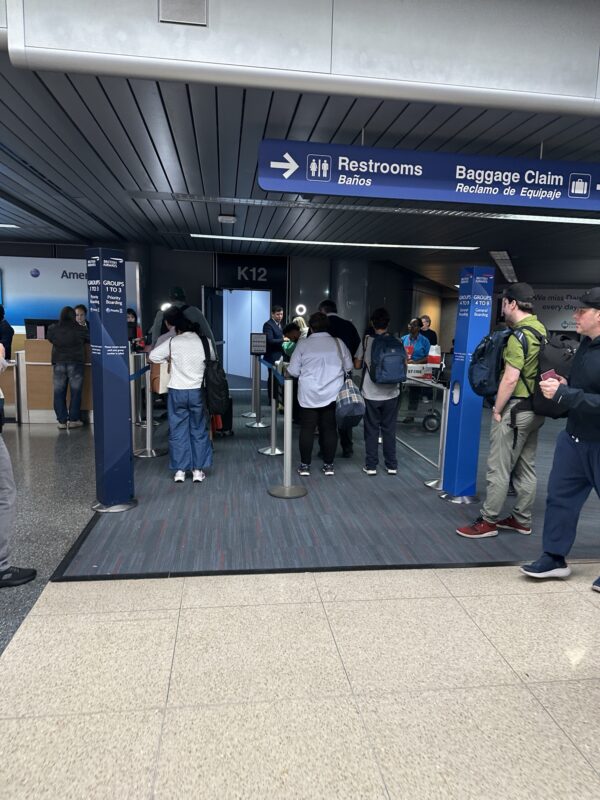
[53,363,84,423]
[168,388,213,472]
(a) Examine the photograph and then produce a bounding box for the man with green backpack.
[457,283,547,539]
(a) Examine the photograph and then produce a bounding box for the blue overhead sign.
[258,138,600,211]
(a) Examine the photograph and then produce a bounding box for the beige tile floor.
[1,564,600,799]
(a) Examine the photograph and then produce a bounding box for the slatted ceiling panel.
[25,74,146,241]
[159,82,203,196]
[415,106,483,152]
[540,117,600,156]
[188,85,219,209]
[328,97,382,145]
[309,95,357,142]
[492,113,561,157]
[556,124,600,160]
[100,77,170,194]
[509,115,587,158]
[41,73,140,195]
[285,93,329,141]
[70,75,156,193]
[392,105,458,151]
[128,80,187,195]
[357,101,406,147]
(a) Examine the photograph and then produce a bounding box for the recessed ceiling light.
[0,224,19,229]
[189,233,478,251]
[217,214,237,224]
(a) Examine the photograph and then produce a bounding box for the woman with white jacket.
[149,310,215,483]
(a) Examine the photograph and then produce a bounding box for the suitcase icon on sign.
[568,173,591,199]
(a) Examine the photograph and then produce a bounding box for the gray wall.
[6,1,600,115]
[367,262,413,338]
[288,257,331,324]
[332,259,369,337]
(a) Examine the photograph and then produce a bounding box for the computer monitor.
[24,318,58,339]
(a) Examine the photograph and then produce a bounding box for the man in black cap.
[457,283,547,539]
[522,287,600,589]
[151,286,216,348]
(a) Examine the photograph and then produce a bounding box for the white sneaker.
[192,469,205,483]
[173,470,186,483]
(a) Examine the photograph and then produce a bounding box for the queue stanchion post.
[241,352,259,418]
[129,351,137,427]
[268,372,307,499]
[258,360,283,456]
[134,361,167,459]
[245,354,269,429]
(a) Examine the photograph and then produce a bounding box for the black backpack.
[368,334,407,384]
[517,327,578,419]
[199,335,230,415]
[468,328,529,399]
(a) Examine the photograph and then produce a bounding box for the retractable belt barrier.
[268,372,307,499]
[258,359,284,456]
[133,356,167,459]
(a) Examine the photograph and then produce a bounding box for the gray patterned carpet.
[56,392,600,579]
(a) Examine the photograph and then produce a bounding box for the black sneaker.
[0,566,37,588]
[521,553,571,579]
[297,463,311,477]
[321,463,335,476]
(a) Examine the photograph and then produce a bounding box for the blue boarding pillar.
[86,248,137,512]
[440,266,495,502]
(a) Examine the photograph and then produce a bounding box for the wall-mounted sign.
[216,254,287,309]
[259,138,600,212]
[532,288,588,332]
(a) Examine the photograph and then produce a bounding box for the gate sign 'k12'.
[258,138,600,212]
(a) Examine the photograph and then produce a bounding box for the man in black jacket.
[319,299,361,457]
[522,287,600,590]
[0,306,14,360]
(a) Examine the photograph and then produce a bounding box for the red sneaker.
[456,517,498,539]
[497,515,532,535]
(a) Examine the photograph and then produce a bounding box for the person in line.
[400,318,431,423]
[318,299,361,457]
[0,306,15,360]
[263,305,285,364]
[292,315,309,338]
[457,283,546,539]
[149,311,214,484]
[287,311,353,477]
[47,306,90,430]
[74,304,89,329]
[150,286,215,349]
[282,322,301,361]
[420,315,438,346]
[0,344,36,589]
[521,288,600,586]
[354,307,401,475]
[127,308,144,352]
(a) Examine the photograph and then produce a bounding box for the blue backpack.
[368,334,407,384]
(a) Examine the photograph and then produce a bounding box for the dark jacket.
[554,336,600,442]
[47,321,89,364]
[0,319,15,360]
[263,317,284,364]
[422,328,438,346]
[326,313,361,358]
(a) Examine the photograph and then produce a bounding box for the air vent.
[159,0,207,26]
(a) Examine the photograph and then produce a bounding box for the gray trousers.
[0,435,16,571]
[481,400,544,525]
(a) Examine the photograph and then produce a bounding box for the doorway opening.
[222,289,271,390]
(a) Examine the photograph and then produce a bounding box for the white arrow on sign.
[269,152,299,179]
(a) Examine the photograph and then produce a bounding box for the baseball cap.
[502,282,535,304]
[169,286,186,301]
[573,287,600,309]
